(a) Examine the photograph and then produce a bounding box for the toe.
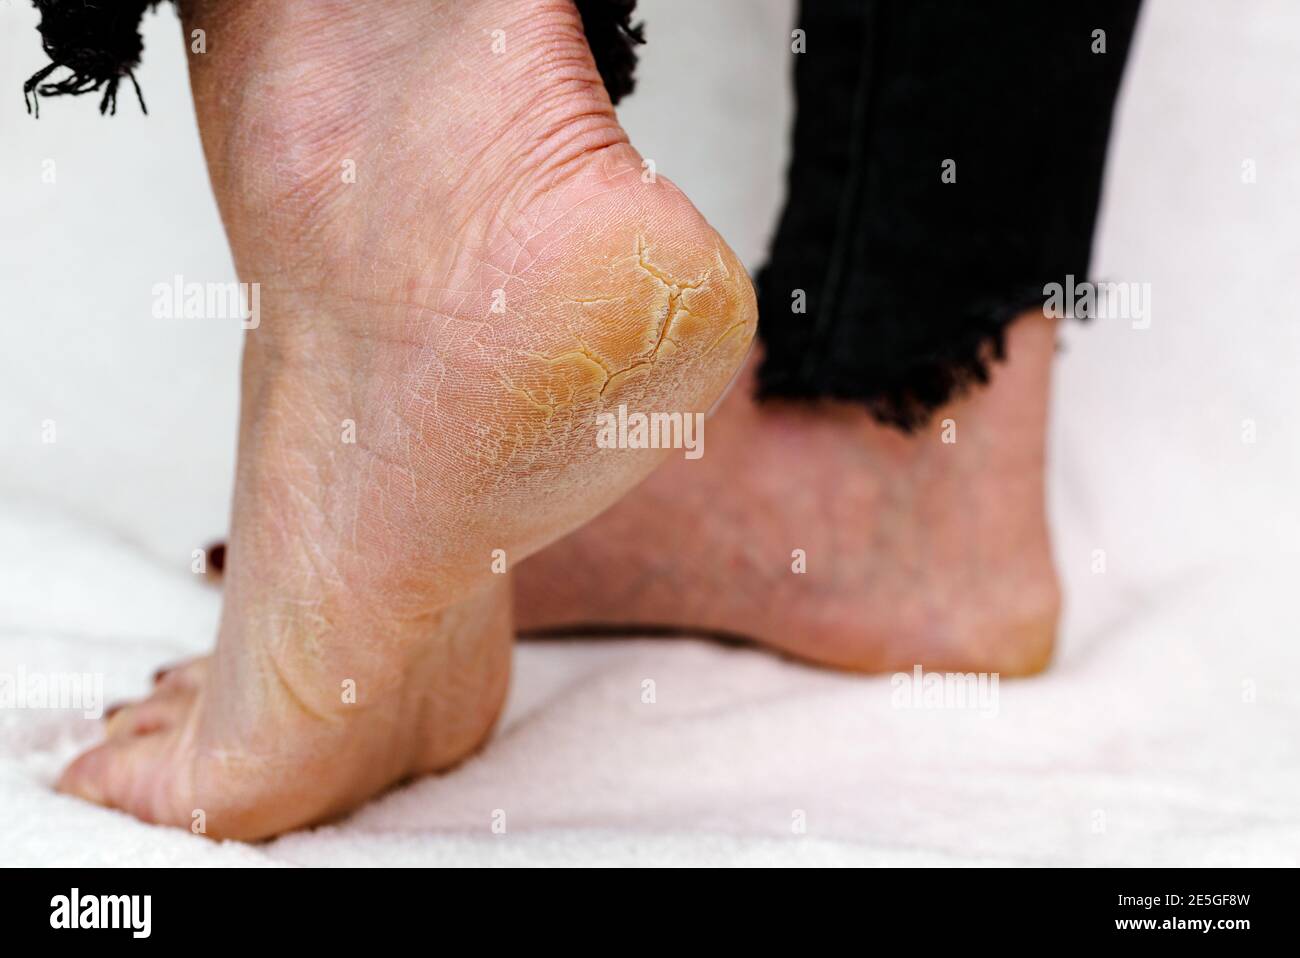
[104,690,191,739]
[153,656,209,691]
[57,741,115,807]
[64,676,202,823]
[58,737,149,813]
[58,731,191,828]
[205,541,226,579]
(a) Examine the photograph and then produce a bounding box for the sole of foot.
[58,0,756,840]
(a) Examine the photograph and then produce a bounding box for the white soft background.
[2,0,1298,866]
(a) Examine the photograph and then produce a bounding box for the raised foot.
[58,0,756,839]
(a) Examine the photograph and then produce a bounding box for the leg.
[58,0,755,838]
[516,0,1142,673]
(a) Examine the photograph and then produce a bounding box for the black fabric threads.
[22,0,643,116]
[24,0,158,117]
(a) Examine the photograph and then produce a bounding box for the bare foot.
[58,0,755,839]
[516,312,1061,675]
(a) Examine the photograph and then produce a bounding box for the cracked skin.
[500,231,756,425]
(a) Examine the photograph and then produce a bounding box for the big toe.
[57,730,194,829]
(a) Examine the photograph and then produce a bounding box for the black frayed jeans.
[25,0,1140,431]
[756,0,1142,429]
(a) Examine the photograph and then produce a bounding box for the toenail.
[152,662,183,684]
